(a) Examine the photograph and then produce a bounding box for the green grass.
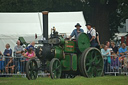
[0,76,128,85]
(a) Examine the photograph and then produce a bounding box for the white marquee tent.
[0,11,87,53]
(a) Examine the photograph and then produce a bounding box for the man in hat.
[86,23,96,47]
[69,23,84,39]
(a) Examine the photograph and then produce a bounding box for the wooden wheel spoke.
[50,58,61,79]
[52,69,56,73]
[56,65,61,70]
[93,67,98,77]
[93,56,97,61]
[86,62,91,66]
[88,68,93,77]
[33,71,37,78]
[87,67,92,73]
[92,51,99,61]
[26,59,38,80]
[95,59,102,65]
[97,68,102,72]
[30,61,34,69]
[88,52,92,60]
[91,50,95,58]
[81,48,103,77]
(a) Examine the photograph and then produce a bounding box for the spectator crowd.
[0,23,128,76]
[101,41,128,75]
[0,40,36,74]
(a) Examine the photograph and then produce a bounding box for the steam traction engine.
[25,11,104,80]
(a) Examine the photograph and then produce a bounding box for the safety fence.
[104,55,128,76]
[0,55,128,77]
[0,56,47,76]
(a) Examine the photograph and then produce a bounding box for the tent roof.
[0,11,87,37]
[0,13,42,37]
[0,11,86,53]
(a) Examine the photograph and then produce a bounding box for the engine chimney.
[42,11,48,40]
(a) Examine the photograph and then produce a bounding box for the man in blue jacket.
[69,23,84,39]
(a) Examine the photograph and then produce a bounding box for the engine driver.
[86,23,96,47]
[69,23,84,39]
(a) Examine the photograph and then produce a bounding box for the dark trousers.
[104,59,108,74]
[14,58,21,72]
[20,61,26,73]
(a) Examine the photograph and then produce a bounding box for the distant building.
[118,19,128,33]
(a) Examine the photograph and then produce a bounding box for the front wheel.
[26,59,38,80]
[49,58,61,79]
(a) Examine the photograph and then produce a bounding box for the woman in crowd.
[118,43,128,66]
[101,45,111,74]
[111,41,118,54]
[4,44,12,57]
[3,44,15,74]
[24,48,36,61]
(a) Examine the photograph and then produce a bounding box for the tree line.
[0,0,127,43]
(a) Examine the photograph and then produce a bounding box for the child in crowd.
[123,55,128,72]
[21,51,26,62]
[5,57,15,74]
[111,52,119,72]
[24,48,36,61]
[100,44,105,51]
[20,51,26,73]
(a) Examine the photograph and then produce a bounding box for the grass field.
[0,76,128,85]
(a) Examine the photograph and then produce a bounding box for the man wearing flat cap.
[69,23,84,39]
[86,23,96,47]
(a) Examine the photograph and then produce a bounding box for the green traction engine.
[25,11,104,80]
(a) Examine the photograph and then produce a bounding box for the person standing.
[101,45,111,74]
[14,40,23,57]
[106,41,111,48]
[25,41,35,51]
[118,43,128,63]
[86,23,96,47]
[4,44,12,57]
[111,41,118,54]
[3,44,15,73]
[93,27,100,49]
[69,23,84,39]
[3,44,12,64]
[14,40,23,73]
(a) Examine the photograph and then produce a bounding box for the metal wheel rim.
[26,59,38,80]
[49,58,61,79]
[81,47,104,77]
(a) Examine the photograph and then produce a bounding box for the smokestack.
[42,11,48,40]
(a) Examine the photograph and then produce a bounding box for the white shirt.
[87,28,96,38]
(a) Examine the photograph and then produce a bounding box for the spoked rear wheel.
[49,58,61,79]
[80,47,104,78]
[26,59,38,80]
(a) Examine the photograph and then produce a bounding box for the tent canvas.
[0,11,87,53]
